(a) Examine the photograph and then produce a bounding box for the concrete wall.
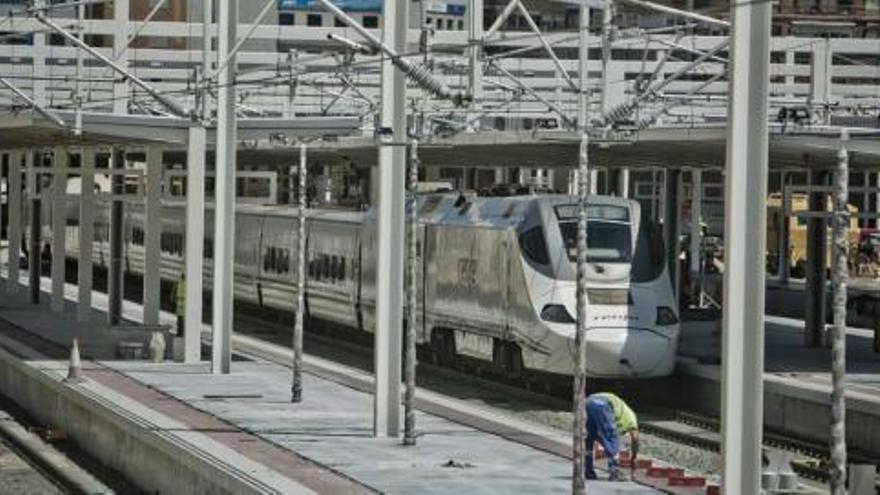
[674,360,880,460]
[0,348,278,495]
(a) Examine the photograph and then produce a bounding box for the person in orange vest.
[170,273,186,335]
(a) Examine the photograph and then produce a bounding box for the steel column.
[51,148,68,312]
[27,152,40,304]
[720,0,771,492]
[689,169,702,304]
[617,169,630,198]
[468,0,483,130]
[829,130,849,494]
[7,150,22,293]
[113,0,130,114]
[32,1,46,106]
[292,142,307,402]
[108,148,125,325]
[663,169,681,294]
[201,0,213,119]
[403,137,420,445]
[374,0,408,439]
[805,172,829,347]
[572,4,590,493]
[212,0,238,374]
[142,146,162,326]
[184,125,206,363]
[77,148,95,322]
[779,173,791,284]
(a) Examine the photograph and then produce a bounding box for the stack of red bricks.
[593,446,721,494]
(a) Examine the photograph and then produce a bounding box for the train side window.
[339,258,346,280]
[281,248,290,274]
[322,255,331,282]
[519,227,550,265]
[263,247,274,272]
[330,256,339,282]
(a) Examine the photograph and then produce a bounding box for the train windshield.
[558,221,632,263]
[555,204,632,264]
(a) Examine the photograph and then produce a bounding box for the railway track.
[234,309,879,492]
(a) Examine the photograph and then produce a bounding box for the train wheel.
[505,342,524,380]
[431,329,456,366]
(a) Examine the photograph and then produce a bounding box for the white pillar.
[720,0,771,492]
[810,38,831,111]
[142,146,162,326]
[51,148,67,312]
[784,48,795,98]
[113,0,130,114]
[77,148,95,321]
[32,1,46,106]
[7,150,22,293]
[374,0,408,439]
[468,0,483,131]
[185,125,206,363]
[212,0,238,374]
[617,169,630,198]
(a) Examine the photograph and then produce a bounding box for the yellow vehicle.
[767,193,860,278]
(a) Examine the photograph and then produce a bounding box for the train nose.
[585,327,673,377]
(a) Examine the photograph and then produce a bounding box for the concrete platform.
[0,275,661,494]
[677,315,880,460]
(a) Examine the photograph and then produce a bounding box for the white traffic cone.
[65,338,83,383]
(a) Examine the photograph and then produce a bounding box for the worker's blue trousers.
[585,395,620,478]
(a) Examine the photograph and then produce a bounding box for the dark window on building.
[161,233,183,257]
[307,14,323,27]
[279,13,295,26]
[362,15,378,28]
[132,228,145,246]
[334,16,346,27]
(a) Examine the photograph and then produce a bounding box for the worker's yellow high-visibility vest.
[175,280,186,317]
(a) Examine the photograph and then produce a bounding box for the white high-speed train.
[60,194,679,379]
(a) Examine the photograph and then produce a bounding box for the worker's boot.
[608,467,626,482]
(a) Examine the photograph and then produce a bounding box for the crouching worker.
[585,392,640,481]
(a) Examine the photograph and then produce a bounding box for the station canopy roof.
[0,111,361,149]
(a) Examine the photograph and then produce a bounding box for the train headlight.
[656,306,679,326]
[541,304,576,324]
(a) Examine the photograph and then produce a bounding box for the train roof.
[164,194,636,229]
[411,193,636,229]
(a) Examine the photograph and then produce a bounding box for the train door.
[233,213,264,304]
